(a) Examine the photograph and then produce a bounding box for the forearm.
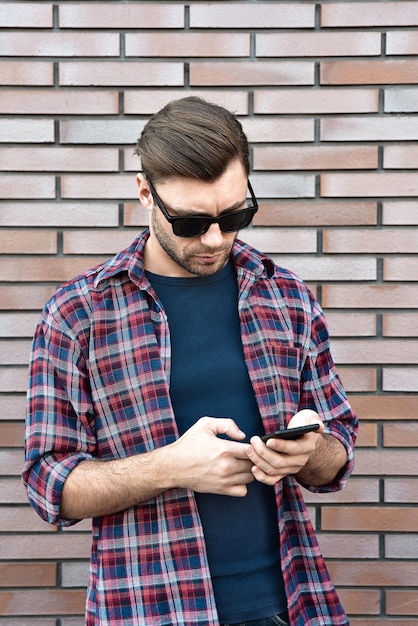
[295,433,347,487]
[61,447,174,520]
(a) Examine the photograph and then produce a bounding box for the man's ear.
[136,173,153,210]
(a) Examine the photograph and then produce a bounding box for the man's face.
[138,159,249,278]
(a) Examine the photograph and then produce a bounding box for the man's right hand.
[165,416,254,497]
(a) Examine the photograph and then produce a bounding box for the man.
[23,96,358,626]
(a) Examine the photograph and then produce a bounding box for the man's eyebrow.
[166,197,247,217]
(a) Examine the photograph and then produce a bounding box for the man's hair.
[135,96,250,183]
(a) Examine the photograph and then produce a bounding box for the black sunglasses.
[147,178,258,238]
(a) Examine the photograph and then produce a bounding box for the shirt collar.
[93,230,274,290]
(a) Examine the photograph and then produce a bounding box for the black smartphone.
[261,423,320,442]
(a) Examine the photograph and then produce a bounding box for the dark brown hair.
[135,96,249,183]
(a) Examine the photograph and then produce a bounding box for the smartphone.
[261,423,320,442]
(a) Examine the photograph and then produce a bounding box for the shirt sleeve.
[22,302,96,526]
[297,294,358,494]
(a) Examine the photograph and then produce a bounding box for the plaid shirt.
[23,231,358,626]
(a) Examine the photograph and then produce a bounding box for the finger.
[202,416,247,441]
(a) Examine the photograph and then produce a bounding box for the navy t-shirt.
[146,262,287,623]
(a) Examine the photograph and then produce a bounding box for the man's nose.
[199,222,224,246]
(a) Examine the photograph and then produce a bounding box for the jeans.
[221,613,290,626]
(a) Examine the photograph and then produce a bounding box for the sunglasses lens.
[173,219,208,238]
[218,209,255,232]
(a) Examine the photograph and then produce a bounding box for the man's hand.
[167,416,254,497]
[246,409,346,487]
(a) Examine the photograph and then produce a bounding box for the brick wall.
[1,1,418,624]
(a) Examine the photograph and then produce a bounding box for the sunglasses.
[147,178,258,238]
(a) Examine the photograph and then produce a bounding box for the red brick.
[254,88,379,114]
[384,423,418,447]
[385,87,418,112]
[321,116,418,141]
[190,3,315,28]
[386,590,418,616]
[0,450,24,476]
[61,174,136,200]
[323,228,418,253]
[1,147,119,172]
[190,62,314,87]
[0,338,32,366]
[350,395,418,420]
[123,203,149,227]
[384,145,418,169]
[304,477,379,504]
[0,230,57,254]
[60,62,183,87]
[124,89,249,116]
[0,175,55,200]
[0,534,91,560]
[254,146,378,171]
[0,286,57,310]
[383,201,418,224]
[126,33,250,57]
[0,589,86,616]
[272,256,375,283]
[322,284,418,309]
[328,560,418,587]
[383,368,418,392]
[0,258,106,283]
[246,174,315,199]
[257,32,380,57]
[321,2,418,27]
[338,588,380,615]
[0,479,28,504]
[60,119,146,145]
[352,617,416,626]
[321,173,418,198]
[354,450,418,476]
[0,422,24,447]
[0,119,54,143]
[0,62,53,86]
[0,3,52,27]
[59,4,183,28]
[386,31,418,55]
[0,33,119,57]
[382,313,418,337]
[0,395,26,421]
[333,367,377,393]
[61,562,89,588]
[316,533,379,559]
[325,313,376,337]
[322,60,418,85]
[385,478,418,503]
[252,201,377,227]
[384,257,418,281]
[386,534,418,558]
[0,203,119,227]
[0,90,118,115]
[242,118,314,143]
[331,338,418,365]
[0,563,56,587]
[323,506,418,532]
[354,422,378,448]
[243,229,316,255]
[0,506,56,533]
[63,230,138,255]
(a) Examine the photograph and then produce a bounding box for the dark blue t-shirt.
[146,262,287,623]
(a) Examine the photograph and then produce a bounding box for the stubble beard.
[151,210,233,277]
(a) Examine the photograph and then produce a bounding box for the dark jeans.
[221,613,290,626]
